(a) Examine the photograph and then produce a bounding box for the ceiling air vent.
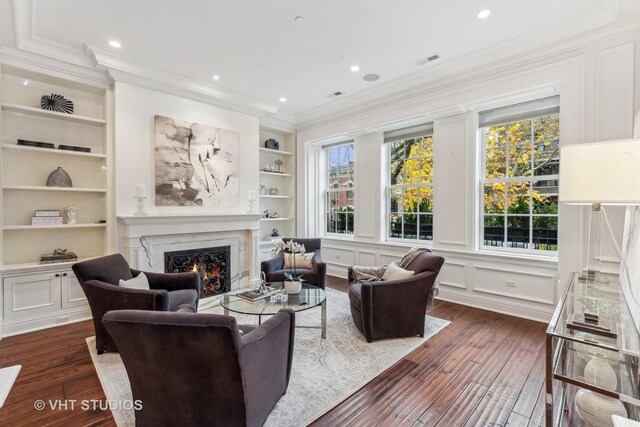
[415,54,440,66]
[326,91,345,98]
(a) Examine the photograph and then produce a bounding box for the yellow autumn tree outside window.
[482,113,559,251]
[388,135,434,241]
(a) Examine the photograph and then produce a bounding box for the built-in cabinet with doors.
[0,64,112,338]
[257,127,296,261]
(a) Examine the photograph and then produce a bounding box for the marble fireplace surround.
[117,214,263,292]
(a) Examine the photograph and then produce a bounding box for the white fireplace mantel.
[117,214,263,289]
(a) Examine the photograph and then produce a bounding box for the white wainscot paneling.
[323,246,355,266]
[378,251,406,266]
[356,250,376,266]
[439,260,467,289]
[61,271,87,309]
[472,265,556,305]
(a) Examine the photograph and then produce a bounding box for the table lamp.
[559,139,640,281]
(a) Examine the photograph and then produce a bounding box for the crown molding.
[0,46,109,86]
[296,17,640,130]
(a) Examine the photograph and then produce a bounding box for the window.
[325,143,355,235]
[386,123,434,241]
[480,96,560,252]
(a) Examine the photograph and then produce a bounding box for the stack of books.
[31,210,63,226]
[237,287,278,302]
[40,250,78,264]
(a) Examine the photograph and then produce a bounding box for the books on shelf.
[236,287,278,302]
[39,251,78,264]
[32,210,63,225]
[17,139,55,149]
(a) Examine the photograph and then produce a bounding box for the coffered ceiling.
[0,0,637,121]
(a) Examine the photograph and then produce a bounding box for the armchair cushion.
[382,263,414,281]
[283,252,314,269]
[119,272,150,290]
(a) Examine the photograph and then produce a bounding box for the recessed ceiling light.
[294,16,304,23]
[212,75,220,81]
[279,97,287,103]
[363,74,380,82]
[108,40,121,48]
[350,65,360,72]
[22,79,29,86]
[477,10,491,19]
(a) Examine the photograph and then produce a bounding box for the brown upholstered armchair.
[72,253,200,354]
[348,251,445,342]
[261,238,326,289]
[103,308,295,427]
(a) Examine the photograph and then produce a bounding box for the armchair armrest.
[261,251,285,274]
[240,309,295,387]
[134,270,201,293]
[311,250,327,290]
[84,279,170,311]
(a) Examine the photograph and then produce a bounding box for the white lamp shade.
[559,139,640,204]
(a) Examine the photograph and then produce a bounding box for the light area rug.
[87,288,449,427]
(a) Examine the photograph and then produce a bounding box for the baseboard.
[2,309,91,338]
[436,288,554,323]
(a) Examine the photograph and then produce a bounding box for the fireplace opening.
[164,246,230,298]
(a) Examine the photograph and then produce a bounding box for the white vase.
[584,356,617,390]
[574,388,627,427]
[284,280,302,294]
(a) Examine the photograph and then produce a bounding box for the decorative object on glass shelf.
[264,138,279,150]
[584,354,617,390]
[134,184,148,216]
[17,139,55,149]
[46,167,72,187]
[259,184,268,195]
[40,94,74,114]
[269,187,279,196]
[273,240,306,294]
[559,139,640,286]
[247,190,256,213]
[574,388,627,427]
[64,206,77,225]
[268,211,279,218]
[263,209,269,218]
[274,159,284,173]
[271,228,279,237]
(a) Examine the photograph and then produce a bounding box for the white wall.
[113,82,259,217]
[296,30,639,322]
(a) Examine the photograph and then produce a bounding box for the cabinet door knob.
[55,273,60,277]
[62,273,68,277]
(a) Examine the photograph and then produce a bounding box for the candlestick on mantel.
[247,190,257,214]
[134,184,148,216]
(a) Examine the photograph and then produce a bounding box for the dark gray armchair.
[103,308,295,427]
[72,253,200,354]
[348,250,445,342]
[261,238,326,289]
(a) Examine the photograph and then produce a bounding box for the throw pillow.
[283,252,314,269]
[381,262,414,281]
[119,272,150,290]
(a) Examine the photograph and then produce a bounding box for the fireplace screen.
[164,246,230,298]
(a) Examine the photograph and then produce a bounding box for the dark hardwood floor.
[0,276,547,427]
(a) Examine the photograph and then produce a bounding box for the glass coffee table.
[220,282,327,339]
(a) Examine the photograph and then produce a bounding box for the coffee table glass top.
[220,283,326,316]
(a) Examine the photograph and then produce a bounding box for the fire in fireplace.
[164,246,230,298]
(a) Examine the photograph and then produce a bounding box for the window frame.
[479,111,559,255]
[386,134,435,243]
[324,142,355,237]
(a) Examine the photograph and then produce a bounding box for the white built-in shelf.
[1,103,106,126]
[259,147,294,156]
[3,223,107,231]
[2,144,106,159]
[2,185,106,193]
[0,256,98,273]
[259,171,292,177]
[259,195,292,199]
[260,217,293,222]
